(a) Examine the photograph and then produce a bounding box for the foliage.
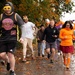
[0,0,7,13]
[0,0,74,26]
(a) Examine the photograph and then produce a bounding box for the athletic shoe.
[42,54,44,57]
[22,58,26,62]
[50,59,53,63]
[0,60,5,66]
[10,70,16,75]
[47,54,51,59]
[7,63,10,71]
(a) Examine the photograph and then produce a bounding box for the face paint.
[3,6,11,14]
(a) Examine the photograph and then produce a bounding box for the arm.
[59,29,67,40]
[31,22,38,36]
[36,30,41,41]
[16,13,24,27]
[42,29,46,41]
[0,14,2,35]
[72,30,75,40]
[52,28,59,39]
[15,13,24,42]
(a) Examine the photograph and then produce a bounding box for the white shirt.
[21,21,35,39]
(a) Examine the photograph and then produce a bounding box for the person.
[42,19,59,63]
[19,15,36,62]
[45,18,50,27]
[36,25,46,57]
[55,21,63,55]
[0,2,24,75]
[59,21,75,69]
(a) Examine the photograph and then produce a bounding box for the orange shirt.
[59,28,74,46]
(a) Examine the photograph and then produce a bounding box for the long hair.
[62,21,73,29]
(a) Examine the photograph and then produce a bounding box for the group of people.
[37,19,59,63]
[0,1,75,75]
[37,19,75,70]
[0,1,37,75]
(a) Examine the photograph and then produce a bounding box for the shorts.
[46,42,56,52]
[0,40,17,54]
[60,45,74,53]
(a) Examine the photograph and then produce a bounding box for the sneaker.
[50,59,53,63]
[47,54,51,59]
[57,52,60,56]
[0,60,5,66]
[42,54,44,57]
[7,63,10,71]
[38,53,40,56]
[66,66,69,70]
[10,70,16,75]
[22,58,26,62]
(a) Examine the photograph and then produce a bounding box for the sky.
[60,0,75,22]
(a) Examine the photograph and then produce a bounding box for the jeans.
[55,39,61,52]
[38,42,46,56]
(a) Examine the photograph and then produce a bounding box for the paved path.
[0,50,75,75]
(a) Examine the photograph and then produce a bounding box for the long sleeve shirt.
[36,29,44,42]
[59,28,74,46]
[42,25,59,43]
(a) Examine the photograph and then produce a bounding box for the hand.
[64,36,67,39]
[19,38,24,43]
[52,35,57,38]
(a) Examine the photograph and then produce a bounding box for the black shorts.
[0,40,17,54]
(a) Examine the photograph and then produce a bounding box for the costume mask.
[3,6,11,11]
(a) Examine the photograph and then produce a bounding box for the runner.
[0,2,24,75]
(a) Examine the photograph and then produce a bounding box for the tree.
[0,0,7,13]
[0,0,74,26]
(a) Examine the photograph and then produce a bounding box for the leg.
[38,42,41,56]
[22,38,28,61]
[7,52,15,71]
[66,53,71,69]
[0,52,9,63]
[41,42,46,57]
[6,41,17,75]
[0,42,9,63]
[50,42,56,63]
[51,48,55,60]
[0,52,10,70]
[63,53,67,66]
[27,38,35,59]
[45,42,51,59]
